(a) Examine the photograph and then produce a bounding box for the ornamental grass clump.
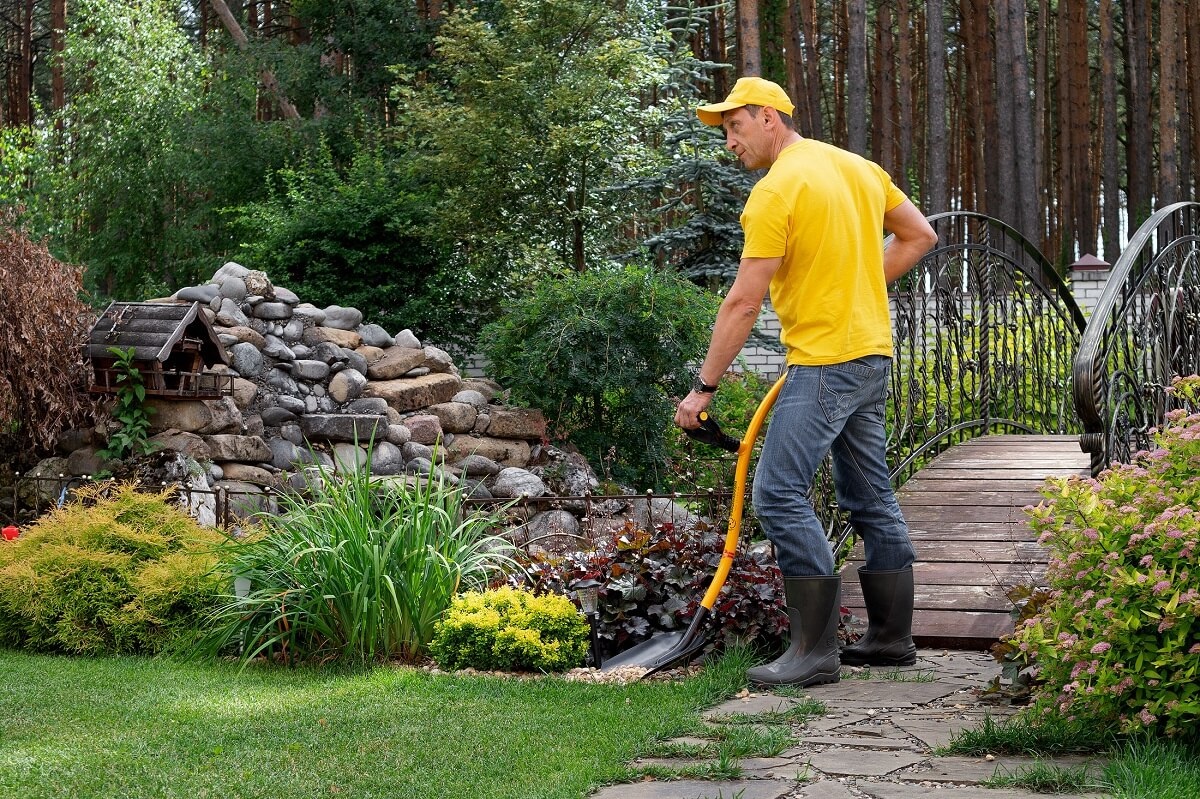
[430,586,590,673]
[1005,376,1200,739]
[190,463,517,667]
[0,482,226,655]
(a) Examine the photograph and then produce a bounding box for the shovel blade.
[600,608,710,677]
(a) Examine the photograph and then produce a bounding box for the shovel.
[600,374,786,676]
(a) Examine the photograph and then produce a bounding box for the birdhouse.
[87,302,232,399]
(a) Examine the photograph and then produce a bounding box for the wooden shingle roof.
[87,301,229,366]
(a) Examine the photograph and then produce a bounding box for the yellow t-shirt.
[741,138,908,365]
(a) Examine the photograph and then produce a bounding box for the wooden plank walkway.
[840,434,1091,649]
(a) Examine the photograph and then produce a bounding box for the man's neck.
[769,132,805,164]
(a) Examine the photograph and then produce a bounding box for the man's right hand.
[674,390,715,429]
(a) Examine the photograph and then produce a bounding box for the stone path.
[590,650,1110,799]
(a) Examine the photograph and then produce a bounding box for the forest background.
[1,0,1198,358]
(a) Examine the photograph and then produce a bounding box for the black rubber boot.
[748,575,841,687]
[840,566,917,666]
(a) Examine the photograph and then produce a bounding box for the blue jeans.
[751,355,915,576]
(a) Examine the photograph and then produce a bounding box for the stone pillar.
[1068,253,1112,317]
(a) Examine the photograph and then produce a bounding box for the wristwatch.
[692,376,719,394]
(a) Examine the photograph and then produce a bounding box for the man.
[675,77,938,687]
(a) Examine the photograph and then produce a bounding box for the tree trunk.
[1004,0,1039,242]
[51,0,67,113]
[873,1,896,174]
[962,0,995,216]
[1125,0,1153,224]
[1158,0,1180,205]
[994,0,1018,230]
[1034,0,1052,255]
[798,0,824,139]
[738,0,762,76]
[208,0,302,122]
[1068,0,1095,256]
[925,0,948,213]
[896,0,914,198]
[1188,0,1200,199]
[1100,0,1121,261]
[846,0,866,154]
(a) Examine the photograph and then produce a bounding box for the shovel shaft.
[699,374,786,611]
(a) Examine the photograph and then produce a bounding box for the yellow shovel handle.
[698,373,786,610]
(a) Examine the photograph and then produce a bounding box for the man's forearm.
[696,296,762,383]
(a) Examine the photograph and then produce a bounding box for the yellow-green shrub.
[431,587,589,673]
[0,483,227,655]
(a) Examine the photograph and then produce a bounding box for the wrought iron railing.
[1073,201,1200,474]
[884,212,1086,482]
[803,212,1088,554]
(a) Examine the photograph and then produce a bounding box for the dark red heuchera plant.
[516,520,789,660]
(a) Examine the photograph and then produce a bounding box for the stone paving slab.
[893,718,992,750]
[858,783,1108,799]
[802,679,963,706]
[903,754,1106,784]
[738,756,805,779]
[802,712,872,731]
[807,748,928,777]
[797,734,920,750]
[705,693,798,719]
[589,779,793,799]
[792,780,860,798]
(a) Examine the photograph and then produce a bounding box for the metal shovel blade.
[600,607,711,677]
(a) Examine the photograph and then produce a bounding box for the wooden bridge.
[828,204,1200,649]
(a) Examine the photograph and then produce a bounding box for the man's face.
[722,106,771,170]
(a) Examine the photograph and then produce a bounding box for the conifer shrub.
[0,483,227,655]
[430,587,590,673]
[1003,376,1200,739]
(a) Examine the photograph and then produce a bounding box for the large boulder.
[364,373,462,413]
[146,397,243,436]
[486,407,547,440]
[366,347,426,380]
[444,435,531,467]
[298,414,386,444]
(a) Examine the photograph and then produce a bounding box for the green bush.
[1004,375,1200,738]
[190,462,518,667]
[0,483,227,655]
[235,140,468,351]
[431,586,590,673]
[479,264,718,489]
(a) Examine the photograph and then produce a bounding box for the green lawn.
[0,650,746,799]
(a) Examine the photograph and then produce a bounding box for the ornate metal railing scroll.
[815,212,1086,556]
[1072,201,1200,475]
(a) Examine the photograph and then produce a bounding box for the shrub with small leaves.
[1004,375,1200,739]
[0,482,227,655]
[431,587,590,673]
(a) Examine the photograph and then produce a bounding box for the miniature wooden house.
[87,302,233,399]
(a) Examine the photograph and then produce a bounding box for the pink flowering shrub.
[1005,375,1200,739]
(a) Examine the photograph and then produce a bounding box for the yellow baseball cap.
[696,77,796,126]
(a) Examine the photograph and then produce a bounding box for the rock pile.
[28,262,703,546]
